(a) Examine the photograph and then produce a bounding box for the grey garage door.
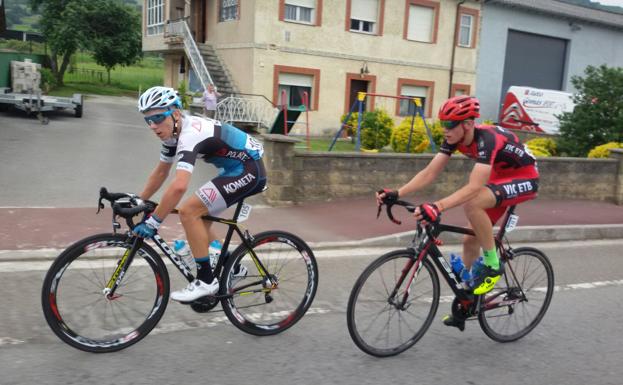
[500,30,568,103]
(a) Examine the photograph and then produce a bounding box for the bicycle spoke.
[479,248,553,342]
[42,234,169,352]
[347,252,439,357]
[222,231,317,336]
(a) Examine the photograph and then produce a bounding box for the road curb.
[0,224,621,262]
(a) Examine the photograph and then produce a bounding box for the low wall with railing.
[261,134,623,206]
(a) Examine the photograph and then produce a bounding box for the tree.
[30,0,91,85]
[30,0,142,85]
[87,1,142,84]
[557,65,623,156]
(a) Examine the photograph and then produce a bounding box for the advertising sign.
[499,86,575,135]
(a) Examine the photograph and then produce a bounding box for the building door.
[192,0,207,43]
[500,30,567,107]
[349,79,369,112]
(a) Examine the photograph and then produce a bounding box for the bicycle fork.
[390,247,429,311]
[102,236,143,299]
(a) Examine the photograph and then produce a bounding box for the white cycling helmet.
[138,86,182,112]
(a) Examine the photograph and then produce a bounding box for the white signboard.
[499,86,575,135]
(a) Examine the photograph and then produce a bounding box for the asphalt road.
[0,240,622,385]
[0,95,267,208]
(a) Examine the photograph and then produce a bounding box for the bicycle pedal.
[442,315,465,332]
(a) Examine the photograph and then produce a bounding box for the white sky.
[595,0,623,6]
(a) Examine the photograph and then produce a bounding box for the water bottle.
[451,253,473,289]
[471,256,485,278]
[208,239,223,269]
[449,253,465,277]
[461,268,473,290]
[173,239,195,271]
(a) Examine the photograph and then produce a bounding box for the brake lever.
[97,196,105,214]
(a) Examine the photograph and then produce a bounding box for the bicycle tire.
[347,250,440,357]
[478,247,554,342]
[220,231,318,336]
[41,233,170,353]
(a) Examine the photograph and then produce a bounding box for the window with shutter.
[350,0,379,34]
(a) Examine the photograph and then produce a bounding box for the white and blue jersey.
[160,115,266,214]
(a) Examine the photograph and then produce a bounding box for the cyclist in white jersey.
[133,86,267,302]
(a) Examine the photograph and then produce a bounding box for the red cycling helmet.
[438,96,480,121]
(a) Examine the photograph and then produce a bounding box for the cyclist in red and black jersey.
[377,96,539,324]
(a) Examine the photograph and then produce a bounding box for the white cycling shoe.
[170,278,219,302]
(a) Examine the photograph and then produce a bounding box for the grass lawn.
[287,137,375,152]
[48,83,139,97]
[63,52,163,94]
[307,138,356,152]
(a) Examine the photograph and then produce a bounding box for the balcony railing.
[216,94,279,129]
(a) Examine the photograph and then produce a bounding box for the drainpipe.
[449,0,466,98]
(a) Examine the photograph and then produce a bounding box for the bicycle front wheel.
[221,231,318,336]
[347,250,440,357]
[479,247,554,342]
[41,233,170,353]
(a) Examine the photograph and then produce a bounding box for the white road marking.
[150,307,330,336]
[0,337,26,347]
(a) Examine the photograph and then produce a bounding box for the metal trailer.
[0,87,83,124]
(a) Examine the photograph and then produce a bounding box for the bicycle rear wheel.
[41,233,169,353]
[221,231,318,336]
[347,250,440,357]
[479,247,554,342]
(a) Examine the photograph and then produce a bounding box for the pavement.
[1,194,622,261]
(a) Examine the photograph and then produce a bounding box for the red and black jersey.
[439,125,538,178]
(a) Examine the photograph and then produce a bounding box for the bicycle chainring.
[451,297,474,321]
[189,296,220,313]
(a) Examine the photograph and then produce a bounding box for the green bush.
[338,109,393,150]
[587,142,623,158]
[360,109,394,150]
[339,111,360,137]
[558,65,623,156]
[40,67,58,93]
[390,117,444,153]
[177,81,192,110]
[525,137,557,157]
[526,145,552,157]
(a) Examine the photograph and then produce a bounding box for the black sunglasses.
[440,120,462,129]
[144,110,173,126]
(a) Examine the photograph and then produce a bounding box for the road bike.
[41,187,318,353]
[346,199,554,357]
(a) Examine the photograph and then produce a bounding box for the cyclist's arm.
[398,153,449,197]
[434,163,491,211]
[152,169,191,221]
[140,161,173,200]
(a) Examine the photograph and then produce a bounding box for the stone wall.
[262,134,623,206]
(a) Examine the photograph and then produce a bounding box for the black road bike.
[42,188,318,353]
[346,199,554,357]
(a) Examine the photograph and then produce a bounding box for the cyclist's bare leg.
[178,195,215,260]
[462,233,480,269]
[462,187,497,267]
